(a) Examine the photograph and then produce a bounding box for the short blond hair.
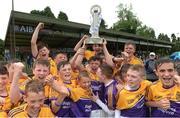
[128,64,145,76]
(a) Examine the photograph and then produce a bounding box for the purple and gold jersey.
[116,80,151,117]
[69,87,98,117]
[91,80,105,103]
[19,77,52,105]
[49,57,57,76]
[0,87,13,117]
[147,81,180,117]
[0,111,7,117]
[8,104,54,118]
[52,82,75,117]
[86,69,99,81]
[129,56,143,65]
[104,79,118,110]
[84,50,95,60]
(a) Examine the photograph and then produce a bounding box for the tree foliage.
[57,11,68,21]
[100,18,108,29]
[157,33,170,42]
[113,3,157,39]
[31,6,55,18]
[171,33,176,43]
[169,33,180,52]
[113,4,141,34]
[136,25,156,39]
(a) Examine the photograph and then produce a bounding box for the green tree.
[177,37,180,41]
[100,18,108,29]
[112,4,141,34]
[170,34,180,52]
[30,10,42,15]
[157,33,170,42]
[30,6,55,18]
[43,6,55,18]
[171,40,180,52]
[171,33,176,43]
[57,11,68,21]
[136,25,156,39]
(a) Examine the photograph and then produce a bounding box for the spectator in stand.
[145,52,158,82]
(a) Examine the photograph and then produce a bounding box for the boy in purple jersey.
[92,64,119,117]
[51,61,75,117]
[146,58,180,117]
[115,64,151,117]
[98,64,118,110]
[66,71,99,117]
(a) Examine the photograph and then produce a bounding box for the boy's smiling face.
[33,64,49,81]
[59,64,72,82]
[0,74,8,91]
[24,91,45,116]
[38,47,49,60]
[78,77,91,90]
[125,69,142,89]
[156,62,175,88]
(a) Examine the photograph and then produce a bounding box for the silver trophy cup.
[86,5,103,44]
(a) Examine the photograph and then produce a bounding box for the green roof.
[5,11,172,49]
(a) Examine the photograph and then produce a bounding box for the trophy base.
[85,37,103,44]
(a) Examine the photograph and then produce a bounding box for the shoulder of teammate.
[8,104,26,117]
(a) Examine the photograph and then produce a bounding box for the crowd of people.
[0,22,180,117]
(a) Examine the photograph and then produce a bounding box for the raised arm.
[51,94,66,113]
[70,39,86,70]
[74,35,88,51]
[45,76,69,113]
[9,62,24,104]
[31,22,44,58]
[102,39,115,67]
[45,75,69,96]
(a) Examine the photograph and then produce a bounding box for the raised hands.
[90,92,99,102]
[173,75,180,85]
[102,38,107,46]
[45,74,55,86]
[37,22,44,30]
[13,62,25,79]
[121,51,129,60]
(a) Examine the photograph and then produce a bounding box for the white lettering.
[15,25,34,33]
[158,108,175,115]
[85,105,92,112]
[20,26,26,32]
